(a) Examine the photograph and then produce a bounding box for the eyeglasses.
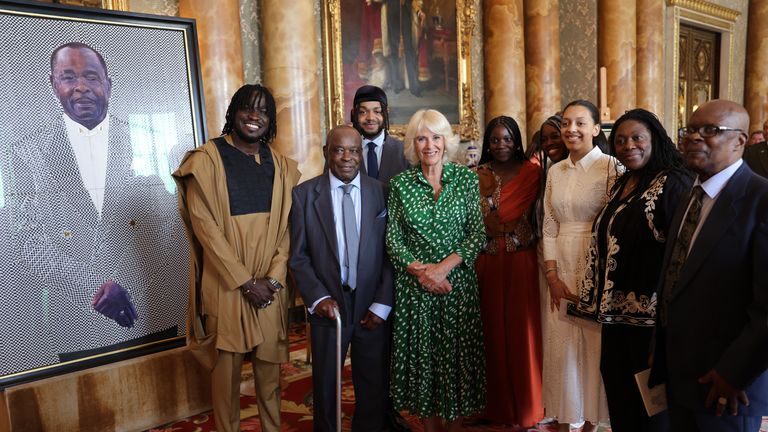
[489,137,514,145]
[677,125,743,138]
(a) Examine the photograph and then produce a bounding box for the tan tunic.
[173,136,300,363]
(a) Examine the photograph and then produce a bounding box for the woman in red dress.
[475,115,543,427]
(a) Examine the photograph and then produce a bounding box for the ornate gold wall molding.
[322,0,479,141]
[102,0,129,10]
[666,0,740,22]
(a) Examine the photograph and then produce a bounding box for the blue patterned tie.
[367,142,379,180]
[341,184,358,289]
[660,185,704,326]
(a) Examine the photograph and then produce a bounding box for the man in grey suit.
[743,118,768,178]
[651,100,768,431]
[351,85,409,185]
[290,125,393,432]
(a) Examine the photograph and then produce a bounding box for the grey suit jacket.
[289,173,394,327]
[359,134,409,185]
[744,141,768,178]
[7,116,187,360]
[651,163,768,415]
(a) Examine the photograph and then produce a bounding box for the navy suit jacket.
[651,163,768,415]
[359,135,409,185]
[289,173,394,327]
[744,141,768,178]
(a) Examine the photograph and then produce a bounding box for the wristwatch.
[266,277,284,291]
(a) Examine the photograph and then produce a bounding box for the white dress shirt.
[63,114,110,217]
[308,171,391,320]
[682,159,743,254]
[362,131,384,172]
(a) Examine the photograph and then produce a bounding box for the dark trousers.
[310,290,389,432]
[601,324,669,432]
[668,398,762,432]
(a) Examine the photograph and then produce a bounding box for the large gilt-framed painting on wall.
[0,0,206,387]
[323,0,479,140]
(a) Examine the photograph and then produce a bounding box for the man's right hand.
[241,278,275,308]
[315,298,340,320]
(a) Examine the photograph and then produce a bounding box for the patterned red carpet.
[148,324,768,432]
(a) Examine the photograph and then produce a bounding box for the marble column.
[179,0,244,139]
[636,0,664,117]
[746,0,768,131]
[261,0,323,180]
[524,0,561,143]
[484,0,527,142]
[598,0,636,120]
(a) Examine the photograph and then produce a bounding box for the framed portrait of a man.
[323,0,479,140]
[0,0,206,387]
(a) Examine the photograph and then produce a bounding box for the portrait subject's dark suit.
[7,115,187,361]
[650,163,768,426]
[359,135,409,185]
[744,141,768,178]
[289,173,393,432]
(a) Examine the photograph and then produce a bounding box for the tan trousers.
[211,350,282,432]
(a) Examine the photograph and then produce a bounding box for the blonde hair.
[403,109,460,166]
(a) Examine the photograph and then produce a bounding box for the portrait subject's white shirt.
[63,114,110,217]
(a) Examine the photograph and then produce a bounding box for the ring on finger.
[717,396,728,405]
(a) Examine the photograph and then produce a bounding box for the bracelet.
[545,267,558,274]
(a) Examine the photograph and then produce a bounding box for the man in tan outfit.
[174,84,300,432]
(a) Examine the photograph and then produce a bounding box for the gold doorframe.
[665,0,739,134]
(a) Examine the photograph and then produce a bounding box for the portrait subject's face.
[327,128,362,183]
[541,123,566,162]
[50,47,111,130]
[613,120,653,171]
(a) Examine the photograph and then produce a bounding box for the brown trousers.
[211,350,281,432]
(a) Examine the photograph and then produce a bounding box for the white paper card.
[635,368,668,417]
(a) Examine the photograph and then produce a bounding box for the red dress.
[475,161,544,426]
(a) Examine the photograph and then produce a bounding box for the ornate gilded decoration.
[102,0,129,10]
[321,0,479,141]
[666,0,740,22]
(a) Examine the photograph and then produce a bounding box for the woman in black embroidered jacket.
[578,109,692,432]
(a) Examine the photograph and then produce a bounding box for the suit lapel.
[673,165,749,298]
[358,176,376,271]
[313,178,340,266]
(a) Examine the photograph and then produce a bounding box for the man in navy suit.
[651,99,768,431]
[290,125,393,432]
[351,85,409,185]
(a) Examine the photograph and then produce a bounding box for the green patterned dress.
[386,162,486,420]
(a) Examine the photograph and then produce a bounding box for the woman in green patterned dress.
[386,109,486,432]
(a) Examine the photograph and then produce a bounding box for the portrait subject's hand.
[92,280,138,328]
[315,298,340,320]
[241,278,275,309]
[699,369,749,416]
[360,310,384,330]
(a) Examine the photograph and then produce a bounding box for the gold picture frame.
[322,0,479,141]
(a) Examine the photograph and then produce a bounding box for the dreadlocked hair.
[221,84,277,144]
[608,108,688,196]
[479,115,526,166]
[351,101,390,138]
